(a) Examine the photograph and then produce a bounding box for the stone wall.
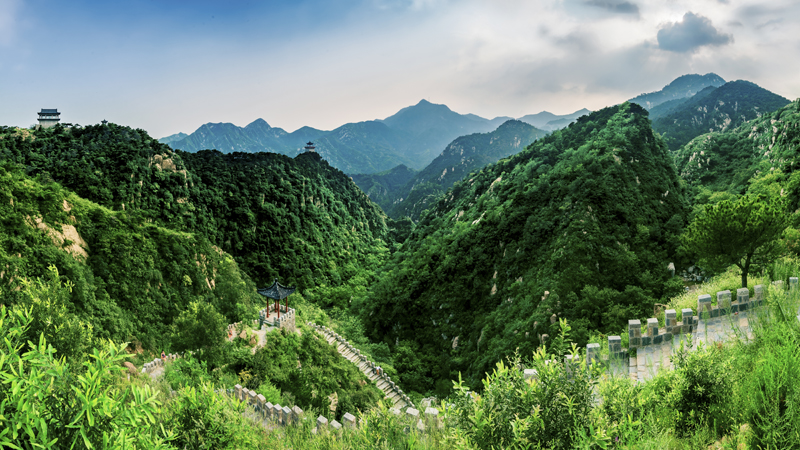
[142,351,186,374]
[310,322,413,409]
[578,278,799,382]
[224,383,441,435]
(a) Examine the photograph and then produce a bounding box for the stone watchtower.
[37,109,61,129]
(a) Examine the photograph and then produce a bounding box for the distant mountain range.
[161,100,517,174]
[628,73,726,110]
[651,80,791,150]
[160,101,592,175]
[352,119,548,219]
[517,108,592,131]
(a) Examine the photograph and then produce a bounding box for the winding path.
[311,324,412,410]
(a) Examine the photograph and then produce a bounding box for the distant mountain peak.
[629,73,726,110]
[517,108,590,130]
[246,118,271,128]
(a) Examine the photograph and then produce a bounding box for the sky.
[1,0,799,138]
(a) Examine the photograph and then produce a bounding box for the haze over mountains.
[353,120,549,219]
[627,73,726,110]
[160,101,590,175]
[159,72,793,223]
[161,100,517,174]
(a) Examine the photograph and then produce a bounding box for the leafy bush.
[449,320,601,450]
[171,300,227,355]
[671,342,734,435]
[13,265,94,362]
[0,305,170,449]
[166,384,260,449]
[163,355,213,391]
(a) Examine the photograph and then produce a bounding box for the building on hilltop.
[304,141,316,152]
[37,109,61,129]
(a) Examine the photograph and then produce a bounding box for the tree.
[171,300,227,353]
[682,194,787,287]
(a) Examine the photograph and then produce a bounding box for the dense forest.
[652,80,790,150]
[0,124,389,293]
[360,103,690,393]
[353,119,548,220]
[3,80,800,448]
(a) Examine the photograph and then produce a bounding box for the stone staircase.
[309,322,412,410]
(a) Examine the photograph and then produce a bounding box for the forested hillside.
[653,80,790,150]
[674,99,800,204]
[0,161,258,349]
[628,73,725,110]
[361,103,689,393]
[388,120,548,220]
[0,124,389,293]
[350,164,418,213]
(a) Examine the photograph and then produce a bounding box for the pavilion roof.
[257,279,296,300]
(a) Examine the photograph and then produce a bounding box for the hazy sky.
[1,0,798,138]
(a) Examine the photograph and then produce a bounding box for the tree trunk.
[742,254,752,288]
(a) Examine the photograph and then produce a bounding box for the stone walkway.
[627,309,757,382]
[314,327,412,410]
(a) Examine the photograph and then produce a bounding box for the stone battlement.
[578,278,799,382]
[309,322,413,409]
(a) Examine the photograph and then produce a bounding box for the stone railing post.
[424,407,440,429]
[342,412,356,428]
[681,309,693,334]
[717,290,731,315]
[292,405,304,422]
[736,288,750,312]
[257,394,266,419]
[698,294,712,321]
[628,320,641,347]
[265,402,274,421]
[283,406,292,424]
[235,384,243,401]
[608,335,624,376]
[586,343,600,365]
[754,285,764,306]
[664,309,678,335]
[316,415,328,432]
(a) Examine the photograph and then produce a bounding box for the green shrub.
[165,383,262,449]
[671,342,734,435]
[0,305,170,449]
[255,379,282,405]
[449,320,600,450]
[163,355,213,391]
[742,321,800,448]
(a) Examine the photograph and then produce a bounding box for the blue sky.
[1,0,799,138]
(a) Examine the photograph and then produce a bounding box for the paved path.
[628,310,756,382]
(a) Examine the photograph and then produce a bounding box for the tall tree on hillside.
[682,194,787,287]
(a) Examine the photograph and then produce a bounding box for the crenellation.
[698,294,712,320]
[736,288,749,312]
[628,320,641,347]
